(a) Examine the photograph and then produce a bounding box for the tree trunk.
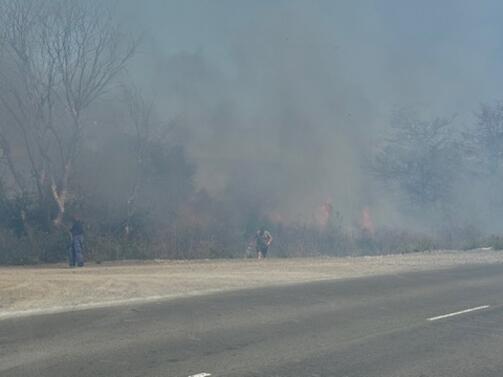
[51,161,71,227]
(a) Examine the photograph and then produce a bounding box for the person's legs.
[261,246,268,258]
[68,243,76,267]
[256,244,265,259]
[74,235,84,267]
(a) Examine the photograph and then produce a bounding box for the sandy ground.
[1,249,503,319]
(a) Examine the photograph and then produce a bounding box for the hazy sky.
[121,0,503,115]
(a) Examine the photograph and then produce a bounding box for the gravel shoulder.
[1,249,502,319]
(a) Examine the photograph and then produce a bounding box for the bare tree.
[0,0,138,226]
[47,0,138,225]
[122,85,153,236]
[470,102,503,174]
[0,0,56,202]
[373,109,461,207]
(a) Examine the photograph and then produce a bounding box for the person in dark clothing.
[255,227,272,259]
[69,215,85,267]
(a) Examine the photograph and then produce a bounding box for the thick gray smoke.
[119,0,503,230]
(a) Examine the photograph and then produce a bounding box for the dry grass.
[1,249,503,317]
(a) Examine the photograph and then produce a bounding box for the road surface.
[2,263,503,376]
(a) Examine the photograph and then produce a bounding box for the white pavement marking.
[188,373,211,377]
[427,305,490,321]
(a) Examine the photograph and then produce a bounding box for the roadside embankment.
[1,249,502,319]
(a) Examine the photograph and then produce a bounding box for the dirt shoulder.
[1,249,502,319]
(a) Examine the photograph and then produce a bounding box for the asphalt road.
[2,263,503,377]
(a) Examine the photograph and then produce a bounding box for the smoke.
[118,0,503,230]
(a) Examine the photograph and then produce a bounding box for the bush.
[0,228,68,264]
[0,229,35,265]
[84,234,150,262]
[487,235,503,250]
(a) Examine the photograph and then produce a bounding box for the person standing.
[69,215,85,267]
[255,227,272,259]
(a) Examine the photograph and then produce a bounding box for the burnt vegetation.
[0,1,502,264]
